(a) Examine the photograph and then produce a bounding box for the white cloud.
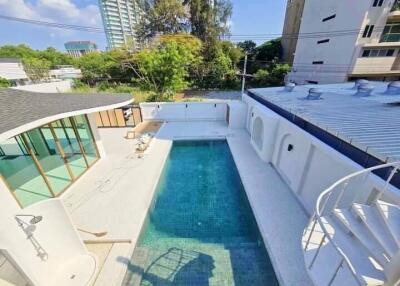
[0,0,102,33]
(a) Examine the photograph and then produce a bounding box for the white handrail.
[307,161,400,286]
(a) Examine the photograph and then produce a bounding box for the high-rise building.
[64,41,98,58]
[98,0,147,50]
[287,0,400,84]
[281,0,305,65]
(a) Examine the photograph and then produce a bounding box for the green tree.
[0,44,36,59]
[255,38,283,62]
[237,40,257,55]
[220,41,243,66]
[136,0,188,43]
[133,34,202,101]
[0,44,75,81]
[39,47,74,68]
[75,52,117,85]
[187,0,232,59]
[268,63,290,86]
[249,64,290,88]
[22,57,51,82]
[0,77,11,88]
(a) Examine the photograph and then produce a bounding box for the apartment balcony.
[350,53,400,77]
[381,33,400,42]
[388,0,400,21]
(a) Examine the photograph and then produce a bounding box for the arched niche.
[252,117,264,151]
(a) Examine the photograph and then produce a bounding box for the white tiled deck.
[61,121,312,286]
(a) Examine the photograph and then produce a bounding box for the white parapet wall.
[140,102,228,122]
[0,199,97,286]
[11,80,72,93]
[242,94,400,214]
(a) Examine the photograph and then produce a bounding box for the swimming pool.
[122,140,279,285]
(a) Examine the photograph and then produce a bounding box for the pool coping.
[93,121,312,286]
[227,131,313,286]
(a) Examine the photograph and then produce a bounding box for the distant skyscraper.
[98,0,147,50]
[64,41,98,58]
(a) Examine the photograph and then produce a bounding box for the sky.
[0,0,287,51]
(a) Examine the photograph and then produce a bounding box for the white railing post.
[303,161,400,286]
[332,179,350,211]
[377,164,399,201]
[309,232,326,269]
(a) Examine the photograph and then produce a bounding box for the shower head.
[15,214,43,226]
[30,216,42,225]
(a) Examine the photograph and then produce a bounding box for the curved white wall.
[0,199,94,286]
[243,94,400,214]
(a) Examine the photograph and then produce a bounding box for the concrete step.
[352,203,398,258]
[376,200,400,248]
[303,216,385,286]
[334,209,389,268]
[123,237,277,286]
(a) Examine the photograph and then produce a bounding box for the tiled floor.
[61,122,312,286]
[121,140,278,286]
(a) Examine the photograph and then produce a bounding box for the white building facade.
[98,0,147,50]
[288,0,400,84]
[0,58,29,86]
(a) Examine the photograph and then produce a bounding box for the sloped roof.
[249,82,400,162]
[0,88,133,140]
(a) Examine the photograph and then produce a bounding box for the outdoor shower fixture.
[15,214,43,226]
[15,214,43,239]
[15,214,48,260]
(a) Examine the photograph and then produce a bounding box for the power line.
[0,14,391,41]
[0,14,105,33]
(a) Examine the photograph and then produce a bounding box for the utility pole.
[241,53,248,95]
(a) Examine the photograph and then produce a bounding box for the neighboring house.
[288,0,400,84]
[49,65,82,80]
[0,58,29,86]
[64,41,98,58]
[98,0,150,50]
[281,0,305,65]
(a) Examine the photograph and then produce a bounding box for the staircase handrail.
[305,161,400,285]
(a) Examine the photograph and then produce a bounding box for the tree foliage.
[237,40,257,55]
[0,44,74,81]
[255,38,283,62]
[133,34,202,101]
[187,0,232,60]
[22,57,52,82]
[75,52,118,85]
[136,0,188,43]
[0,77,11,88]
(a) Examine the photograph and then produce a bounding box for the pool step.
[122,238,277,286]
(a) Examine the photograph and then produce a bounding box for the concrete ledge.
[227,131,313,286]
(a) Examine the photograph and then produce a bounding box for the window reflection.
[0,115,100,207]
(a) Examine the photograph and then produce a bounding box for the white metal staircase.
[302,162,400,286]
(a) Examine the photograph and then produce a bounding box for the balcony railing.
[381,33,400,42]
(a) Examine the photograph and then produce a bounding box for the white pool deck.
[61,121,313,286]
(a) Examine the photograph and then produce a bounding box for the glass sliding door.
[0,114,101,208]
[0,136,53,207]
[25,126,73,196]
[55,118,88,178]
[73,115,99,166]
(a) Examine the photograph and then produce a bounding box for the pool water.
[122,140,279,286]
